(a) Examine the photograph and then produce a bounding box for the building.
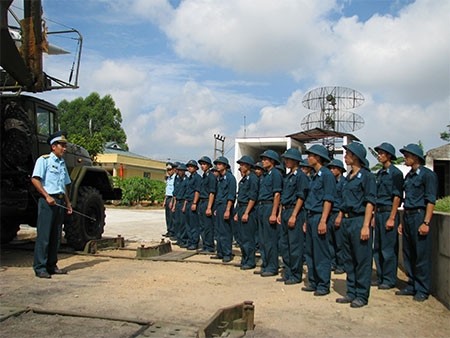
[96,142,166,181]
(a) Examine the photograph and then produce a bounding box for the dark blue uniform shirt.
[280,169,309,206]
[237,172,258,203]
[403,166,437,209]
[305,166,336,213]
[341,167,377,214]
[174,175,188,200]
[376,164,404,206]
[258,167,283,201]
[199,170,217,199]
[186,172,201,201]
[215,171,237,204]
[332,176,344,212]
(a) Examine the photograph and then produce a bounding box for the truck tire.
[64,186,105,250]
[0,219,20,244]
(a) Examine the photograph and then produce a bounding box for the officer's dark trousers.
[342,215,373,303]
[186,201,200,248]
[33,197,64,274]
[165,196,174,236]
[306,213,331,291]
[279,208,305,283]
[175,201,188,245]
[402,211,431,296]
[327,212,344,271]
[198,200,215,252]
[374,211,399,287]
[257,204,278,274]
[215,203,233,260]
[236,205,256,268]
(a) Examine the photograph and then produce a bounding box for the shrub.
[435,196,450,213]
[115,177,165,206]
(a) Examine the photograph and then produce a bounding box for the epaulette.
[41,154,50,159]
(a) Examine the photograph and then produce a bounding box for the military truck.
[0,0,121,250]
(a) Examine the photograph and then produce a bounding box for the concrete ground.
[0,206,449,337]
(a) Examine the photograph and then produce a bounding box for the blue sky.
[9,0,449,165]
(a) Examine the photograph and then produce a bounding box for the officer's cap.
[374,142,397,160]
[198,156,212,166]
[48,131,68,145]
[260,149,280,165]
[343,142,369,168]
[400,144,425,164]
[281,148,302,162]
[305,144,330,163]
[327,159,346,172]
[237,155,255,167]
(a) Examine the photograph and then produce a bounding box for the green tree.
[58,92,128,157]
[440,124,450,142]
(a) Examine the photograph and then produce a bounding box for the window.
[36,107,55,136]
[143,172,151,179]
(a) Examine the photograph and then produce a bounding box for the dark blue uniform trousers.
[342,215,373,303]
[175,200,188,245]
[33,197,64,274]
[165,196,174,236]
[257,204,279,274]
[374,211,399,287]
[215,203,233,260]
[279,208,305,283]
[306,213,331,291]
[236,205,257,268]
[198,200,215,252]
[327,212,345,271]
[402,211,431,297]
[186,201,200,248]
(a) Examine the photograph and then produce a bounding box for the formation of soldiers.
[162,141,438,308]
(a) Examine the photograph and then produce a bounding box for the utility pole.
[214,134,225,159]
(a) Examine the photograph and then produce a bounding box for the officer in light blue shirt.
[31,131,72,278]
[163,162,177,238]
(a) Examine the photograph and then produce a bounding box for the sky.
[9,0,450,166]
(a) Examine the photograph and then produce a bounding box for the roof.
[286,128,360,143]
[103,142,151,160]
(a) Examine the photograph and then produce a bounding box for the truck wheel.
[64,186,105,250]
[0,219,20,244]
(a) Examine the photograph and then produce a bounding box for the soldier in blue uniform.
[172,163,189,247]
[253,161,265,254]
[277,148,309,285]
[234,155,258,269]
[197,156,216,253]
[326,159,346,275]
[210,156,236,263]
[373,143,404,289]
[186,160,202,250]
[302,145,336,296]
[31,131,72,278]
[396,144,437,302]
[336,142,376,308]
[257,150,283,277]
[163,162,177,238]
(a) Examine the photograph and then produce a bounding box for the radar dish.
[302,86,364,111]
[301,110,364,133]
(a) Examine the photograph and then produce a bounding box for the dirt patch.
[0,243,449,338]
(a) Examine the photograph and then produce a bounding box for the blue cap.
[48,131,68,145]
[198,156,212,166]
[305,144,330,163]
[276,162,285,174]
[186,159,199,169]
[281,148,302,162]
[374,142,397,160]
[254,161,265,170]
[343,142,369,168]
[260,149,280,164]
[177,163,187,171]
[327,159,346,172]
[299,159,312,168]
[400,143,425,163]
[214,156,230,168]
[237,155,255,167]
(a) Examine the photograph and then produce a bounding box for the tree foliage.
[57,92,128,157]
[114,177,165,206]
[440,125,450,142]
